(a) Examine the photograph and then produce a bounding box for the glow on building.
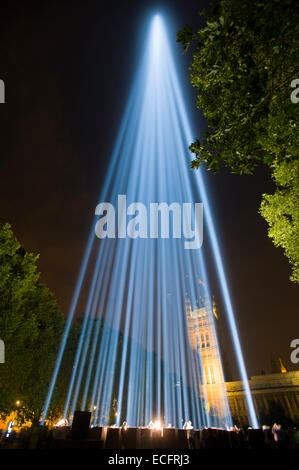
[186,299,231,427]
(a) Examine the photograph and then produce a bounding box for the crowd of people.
[0,420,298,449]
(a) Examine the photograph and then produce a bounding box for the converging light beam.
[42,13,257,430]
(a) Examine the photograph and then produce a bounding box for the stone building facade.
[186,299,299,427]
[227,371,299,426]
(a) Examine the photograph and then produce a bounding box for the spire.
[212,296,219,320]
[279,357,287,373]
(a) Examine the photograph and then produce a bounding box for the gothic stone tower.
[186,298,231,426]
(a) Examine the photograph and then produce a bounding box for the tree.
[260,160,299,282]
[0,223,64,425]
[177,0,299,281]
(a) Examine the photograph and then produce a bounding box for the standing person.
[185,421,194,449]
[272,423,286,449]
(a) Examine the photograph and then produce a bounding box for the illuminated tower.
[186,298,231,425]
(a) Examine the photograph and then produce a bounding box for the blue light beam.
[43,12,256,430]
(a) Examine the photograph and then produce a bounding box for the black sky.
[0,0,298,379]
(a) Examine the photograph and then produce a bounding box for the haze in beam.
[42,13,257,429]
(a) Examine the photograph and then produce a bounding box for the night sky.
[0,0,298,379]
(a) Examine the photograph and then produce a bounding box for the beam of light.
[63,245,107,418]
[166,42,258,428]
[41,226,95,423]
[42,12,257,430]
[41,62,140,423]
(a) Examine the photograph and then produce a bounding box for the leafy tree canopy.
[178,0,299,281]
[0,223,64,424]
[178,0,298,173]
[260,159,299,283]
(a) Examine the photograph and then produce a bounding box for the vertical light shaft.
[43,13,256,430]
[167,35,258,428]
